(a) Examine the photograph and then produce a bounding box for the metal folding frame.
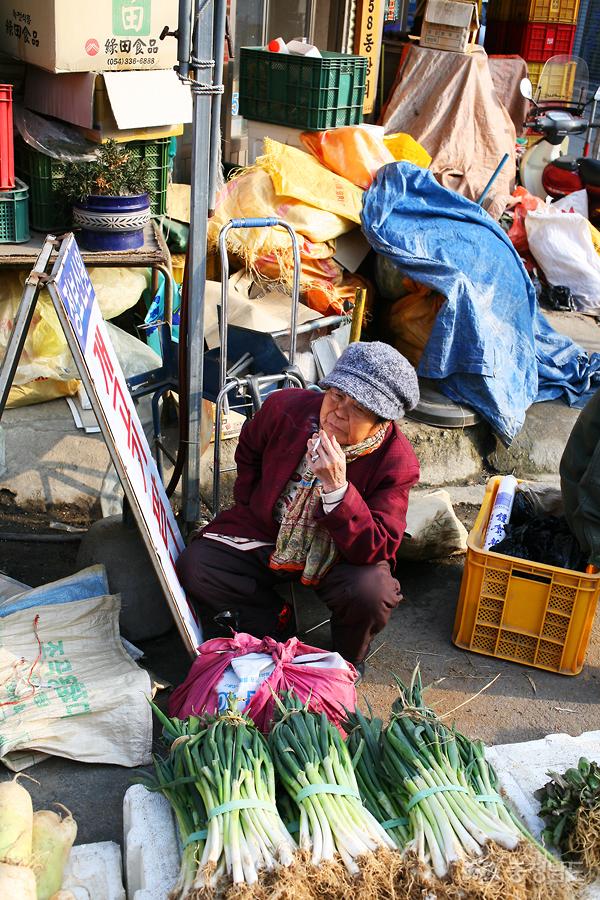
[0,236,199,656]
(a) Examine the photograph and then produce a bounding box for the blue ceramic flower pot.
[72,193,151,252]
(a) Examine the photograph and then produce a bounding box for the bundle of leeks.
[376,669,574,899]
[344,705,410,848]
[142,702,296,897]
[269,692,396,876]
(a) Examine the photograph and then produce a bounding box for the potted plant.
[62,140,152,252]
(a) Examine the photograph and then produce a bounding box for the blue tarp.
[0,565,109,617]
[361,162,600,445]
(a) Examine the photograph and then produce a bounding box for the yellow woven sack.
[208,168,356,265]
[258,138,363,225]
[7,379,80,409]
[383,133,432,169]
[0,267,145,409]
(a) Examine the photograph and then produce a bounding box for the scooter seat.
[579,158,600,187]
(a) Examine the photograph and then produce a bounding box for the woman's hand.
[307,430,347,493]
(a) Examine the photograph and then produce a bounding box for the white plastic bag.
[525,201,600,313]
[552,188,589,217]
[215,650,350,713]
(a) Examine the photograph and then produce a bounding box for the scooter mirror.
[520,77,533,100]
[595,85,600,101]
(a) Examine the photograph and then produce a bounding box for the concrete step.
[0,393,580,511]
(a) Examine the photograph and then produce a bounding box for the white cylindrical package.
[483,475,518,550]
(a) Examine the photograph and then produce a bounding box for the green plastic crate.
[239,48,367,130]
[15,137,170,233]
[0,177,29,242]
[127,138,170,218]
[14,141,71,232]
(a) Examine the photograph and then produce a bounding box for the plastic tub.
[508,21,576,60]
[0,84,14,191]
[0,177,29,242]
[452,476,600,675]
[511,0,580,23]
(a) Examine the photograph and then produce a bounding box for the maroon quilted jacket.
[202,389,420,566]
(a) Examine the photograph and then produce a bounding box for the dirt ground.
[1,500,599,848]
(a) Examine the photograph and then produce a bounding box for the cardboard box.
[204,273,322,351]
[246,121,306,165]
[25,67,191,143]
[0,0,177,73]
[420,0,479,53]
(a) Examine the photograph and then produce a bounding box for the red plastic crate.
[508,22,575,60]
[0,84,14,191]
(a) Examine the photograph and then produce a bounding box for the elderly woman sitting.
[176,341,420,670]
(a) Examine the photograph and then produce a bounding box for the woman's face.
[319,387,381,446]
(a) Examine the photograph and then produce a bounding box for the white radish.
[0,860,37,899]
[0,776,33,864]
[32,807,77,900]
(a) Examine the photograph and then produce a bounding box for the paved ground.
[1,496,599,849]
[0,311,598,847]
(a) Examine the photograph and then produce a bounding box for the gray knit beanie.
[320,341,419,420]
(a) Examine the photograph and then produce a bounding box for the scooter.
[519,56,600,223]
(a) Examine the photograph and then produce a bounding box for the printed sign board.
[0,0,177,73]
[47,235,201,655]
[354,0,386,115]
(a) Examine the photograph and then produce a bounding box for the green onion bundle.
[190,707,296,889]
[344,706,410,848]
[269,692,396,875]
[143,702,296,896]
[455,730,547,849]
[139,708,208,898]
[382,671,522,878]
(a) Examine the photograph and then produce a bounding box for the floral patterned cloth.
[269,423,390,585]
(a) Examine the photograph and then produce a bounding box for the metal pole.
[177,0,192,79]
[218,222,233,396]
[350,287,367,343]
[208,0,227,214]
[183,0,216,526]
[476,153,509,206]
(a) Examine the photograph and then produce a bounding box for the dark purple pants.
[175,538,402,664]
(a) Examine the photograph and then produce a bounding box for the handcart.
[210,217,306,514]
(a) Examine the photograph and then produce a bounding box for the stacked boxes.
[485,0,579,90]
[0,0,191,235]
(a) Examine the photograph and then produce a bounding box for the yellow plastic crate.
[511,0,580,22]
[527,59,577,99]
[527,60,543,89]
[452,477,600,675]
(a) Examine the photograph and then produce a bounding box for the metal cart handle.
[217,218,301,396]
